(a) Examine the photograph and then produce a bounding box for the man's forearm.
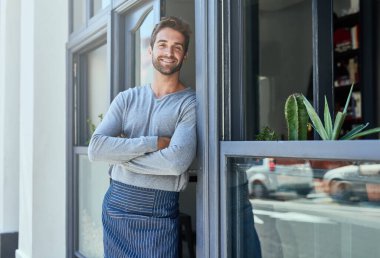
[88,134,158,163]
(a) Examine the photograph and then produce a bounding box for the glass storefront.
[67,0,380,257]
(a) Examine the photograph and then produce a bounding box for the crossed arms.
[88,93,196,176]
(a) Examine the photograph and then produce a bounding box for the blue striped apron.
[102,180,180,258]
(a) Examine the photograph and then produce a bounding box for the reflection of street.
[251,198,380,258]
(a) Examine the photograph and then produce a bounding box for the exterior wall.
[16,0,68,257]
[0,0,21,234]
[0,0,21,256]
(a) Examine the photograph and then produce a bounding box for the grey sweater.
[88,84,196,192]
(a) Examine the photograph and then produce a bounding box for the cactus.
[285,93,308,140]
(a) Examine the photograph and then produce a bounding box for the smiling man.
[88,17,196,258]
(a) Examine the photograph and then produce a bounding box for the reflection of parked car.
[245,158,314,198]
[323,164,380,202]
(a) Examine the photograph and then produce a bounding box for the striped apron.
[102,180,180,258]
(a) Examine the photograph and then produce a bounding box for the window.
[72,0,86,32]
[74,44,109,146]
[227,156,380,257]
[72,43,109,257]
[228,0,379,141]
[134,10,154,86]
[70,0,111,34]
[228,0,312,140]
[219,142,380,258]
[77,155,109,257]
[92,0,111,17]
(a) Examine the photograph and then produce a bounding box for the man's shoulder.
[183,87,196,102]
[118,85,150,97]
[179,88,196,111]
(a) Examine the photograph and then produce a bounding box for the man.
[88,16,196,258]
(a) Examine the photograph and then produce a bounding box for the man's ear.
[148,46,152,55]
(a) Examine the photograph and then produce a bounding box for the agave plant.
[302,84,380,140]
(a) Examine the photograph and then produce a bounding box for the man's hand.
[157,137,171,150]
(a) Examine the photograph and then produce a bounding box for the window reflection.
[135,10,154,86]
[78,154,110,257]
[228,157,380,258]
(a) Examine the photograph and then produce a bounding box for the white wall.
[17,0,34,256]
[0,0,21,234]
[16,0,68,257]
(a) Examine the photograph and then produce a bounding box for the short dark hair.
[150,16,192,54]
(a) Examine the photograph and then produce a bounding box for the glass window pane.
[227,156,380,257]
[78,154,110,257]
[73,0,86,32]
[135,10,154,86]
[93,0,110,17]
[88,44,108,127]
[333,1,363,138]
[240,0,312,140]
[76,45,110,146]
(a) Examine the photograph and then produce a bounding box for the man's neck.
[151,72,185,98]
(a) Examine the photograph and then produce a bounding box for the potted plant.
[285,84,380,140]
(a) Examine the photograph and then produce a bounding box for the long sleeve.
[88,92,158,163]
[122,99,196,176]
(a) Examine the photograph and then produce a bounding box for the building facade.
[0,0,380,258]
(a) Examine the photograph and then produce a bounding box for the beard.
[152,55,184,76]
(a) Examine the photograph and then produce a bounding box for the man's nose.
[163,47,174,57]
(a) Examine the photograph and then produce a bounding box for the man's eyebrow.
[156,39,184,47]
[173,42,184,47]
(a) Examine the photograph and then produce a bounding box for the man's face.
[150,27,187,76]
